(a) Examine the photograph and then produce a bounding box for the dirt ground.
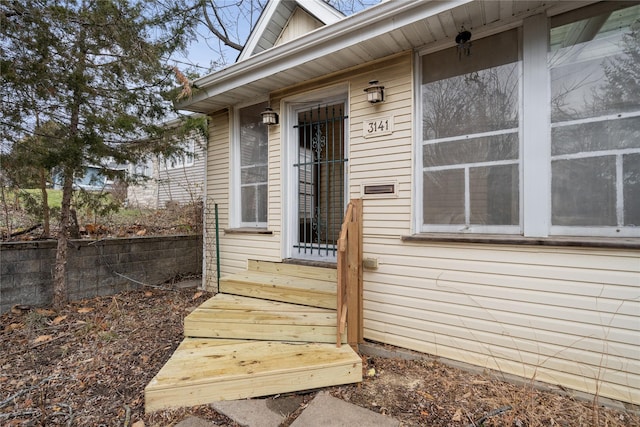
[1,286,638,427]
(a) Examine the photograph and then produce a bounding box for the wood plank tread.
[196,293,333,313]
[221,271,337,293]
[248,259,337,281]
[145,338,362,411]
[145,261,361,413]
[184,294,345,343]
[220,271,337,309]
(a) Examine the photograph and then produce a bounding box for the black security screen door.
[293,104,347,258]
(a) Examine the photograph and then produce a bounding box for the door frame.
[281,84,349,261]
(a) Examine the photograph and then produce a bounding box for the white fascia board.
[186,0,472,107]
[298,0,345,23]
[237,0,281,62]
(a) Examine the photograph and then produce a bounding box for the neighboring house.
[52,159,126,192]
[178,0,640,405]
[126,127,206,208]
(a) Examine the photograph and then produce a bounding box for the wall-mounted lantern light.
[261,106,279,125]
[456,27,472,58]
[364,80,385,104]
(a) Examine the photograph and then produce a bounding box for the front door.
[290,103,347,261]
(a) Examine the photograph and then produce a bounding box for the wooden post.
[336,199,363,350]
[355,198,364,344]
[346,219,358,349]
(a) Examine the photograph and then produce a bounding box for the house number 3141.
[363,116,393,138]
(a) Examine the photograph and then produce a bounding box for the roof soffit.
[183,0,601,114]
[185,0,473,111]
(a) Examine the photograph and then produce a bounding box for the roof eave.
[179,0,473,113]
[180,1,608,114]
[237,0,345,63]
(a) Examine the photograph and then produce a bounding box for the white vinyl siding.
[127,132,206,209]
[157,134,205,206]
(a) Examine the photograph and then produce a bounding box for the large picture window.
[418,4,640,238]
[549,5,640,232]
[236,102,268,227]
[420,30,520,233]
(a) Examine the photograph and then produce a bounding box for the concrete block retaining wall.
[0,234,202,313]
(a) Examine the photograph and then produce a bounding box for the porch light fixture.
[260,106,279,125]
[364,80,384,104]
[456,27,472,58]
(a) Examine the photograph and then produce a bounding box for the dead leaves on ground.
[33,334,53,344]
[1,287,213,425]
[52,315,67,325]
[334,355,639,427]
[3,287,638,427]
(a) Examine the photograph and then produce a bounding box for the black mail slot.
[363,184,395,195]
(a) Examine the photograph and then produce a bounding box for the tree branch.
[201,2,244,51]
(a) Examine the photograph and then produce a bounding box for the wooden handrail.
[336,199,363,349]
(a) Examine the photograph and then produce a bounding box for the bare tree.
[188,0,381,71]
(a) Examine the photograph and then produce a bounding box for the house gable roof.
[238,0,344,62]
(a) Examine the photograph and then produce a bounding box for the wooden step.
[145,338,362,412]
[184,294,347,343]
[219,268,337,309]
[248,260,337,281]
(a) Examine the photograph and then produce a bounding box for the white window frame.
[416,29,524,236]
[231,99,269,228]
[165,137,195,170]
[415,10,640,239]
[133,158,154,178]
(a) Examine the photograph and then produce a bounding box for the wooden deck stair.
[145,260,362,412]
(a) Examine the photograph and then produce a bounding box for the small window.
[235,102,269,227]
[165,138,195,170]
[133,158,154,178]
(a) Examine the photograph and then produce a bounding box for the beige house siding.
[203,49,639,404]
[267,117,282,237]
[341,53,639,404]
[362,242,640,404]
[204,110,229,290]
[275,7,323,47]
[204,109,281,291]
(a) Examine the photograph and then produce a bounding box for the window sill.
[224,228,273,235]
[402,233,640,250]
